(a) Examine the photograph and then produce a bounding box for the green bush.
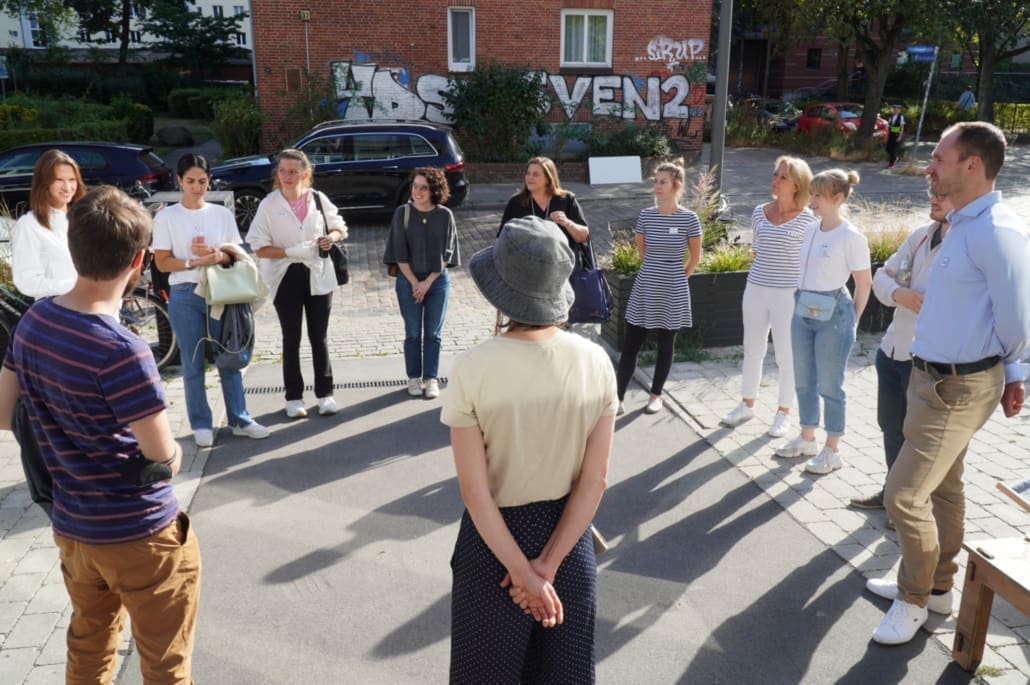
[441,62,551,162]
[100,74,149,106]
[211,93,263,157]
[0,121,127,149]
[698,245,753,273]
[584,123,674,157]
[995,102,1030,134]
[29,67,102,100]
[168,87,237,120]
[167,88,205,117]
[110,96,154,144]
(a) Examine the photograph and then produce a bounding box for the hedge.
[0,121,129,149]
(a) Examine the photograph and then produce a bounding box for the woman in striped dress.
[721,156,814,437]
[616,160,702,415]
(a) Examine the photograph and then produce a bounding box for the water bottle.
[894,256,912,286]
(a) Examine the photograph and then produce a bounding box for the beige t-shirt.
[441,330,618,508]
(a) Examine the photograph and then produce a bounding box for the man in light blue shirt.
[867,122,1030,645]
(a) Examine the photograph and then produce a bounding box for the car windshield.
[838,106,863,120]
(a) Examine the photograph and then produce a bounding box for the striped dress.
[746,205,817,288]
[626,206,703,329]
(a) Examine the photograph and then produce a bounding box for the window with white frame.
[233,5,245,16]
[560,9,612,68]
[77,28,91,43]
[235,32,247,46]
[448,7,475,72]
[213,5,224,18]
[28,13,47,47]
[129,29,142,43]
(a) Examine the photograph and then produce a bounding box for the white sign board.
[588,156,643,185]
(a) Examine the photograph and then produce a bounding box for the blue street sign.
[0,57,8,80]
[913,55,935,63]
[906,45,936,55]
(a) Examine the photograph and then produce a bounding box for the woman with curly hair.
[384,167,461,399]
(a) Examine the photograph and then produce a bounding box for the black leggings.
[274,263,334,400]
[616,324,677,400]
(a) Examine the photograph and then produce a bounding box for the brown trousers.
[54,512,202,685]
[885,364,1003,607]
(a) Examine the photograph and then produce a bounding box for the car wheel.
[233,189,265,235]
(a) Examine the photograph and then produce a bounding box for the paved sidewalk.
[0,143,1027,682]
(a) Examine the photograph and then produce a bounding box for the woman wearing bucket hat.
[441,215,617,683]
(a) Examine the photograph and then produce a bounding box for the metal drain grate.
[244,378,448,395]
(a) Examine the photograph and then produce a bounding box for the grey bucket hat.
[468,215,576,326]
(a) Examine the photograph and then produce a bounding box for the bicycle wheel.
[120,289,178,371]
[0,314,12,364]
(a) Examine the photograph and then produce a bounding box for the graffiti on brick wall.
[329,61,706,124]
[641,36,706,66]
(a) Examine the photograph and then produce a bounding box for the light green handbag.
[203,255,262,305]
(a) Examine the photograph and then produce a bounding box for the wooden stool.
[952,538,1030,671]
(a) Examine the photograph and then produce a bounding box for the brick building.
[250,0,713,157]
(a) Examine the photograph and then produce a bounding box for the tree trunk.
[118,0,131,66]
[858,46,892,138]
[976,30,997,123]
[836,42,850,100]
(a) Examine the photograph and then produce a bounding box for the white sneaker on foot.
[317,397,337,415]
[644,396,663,414]
[285,400,307,419]
[617,401,626,416]
[866,578,952,615]
[767,410,791,438]
[232,422,270,439]
[424,378,440,399]
[407,378,424,397]
[774,435,818,458]
[194,429,214,448]
[872,599,928,645]
[804,446,843,475]
[721,401,754,427]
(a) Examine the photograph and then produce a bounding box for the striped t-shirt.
[746,205,817,288]
[5,298,177,544]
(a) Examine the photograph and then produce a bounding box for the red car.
[796,102,888,139]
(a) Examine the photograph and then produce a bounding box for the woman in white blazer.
[246,149,348,418]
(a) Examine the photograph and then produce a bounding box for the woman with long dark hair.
[11,149,87,297]
[499,156,589,248]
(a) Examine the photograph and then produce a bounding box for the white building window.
[560,9,613,68]
[104,30,114,43]
[212,5,224,18]
[77,28,91,43]
[448,8,475,72]
[233,5,245,16]
[28,13,47,48]
[129,30,142,44]
[235,32,247,46]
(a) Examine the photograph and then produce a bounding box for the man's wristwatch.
[184,257,192,270]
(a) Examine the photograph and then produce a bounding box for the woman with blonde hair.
[616,159,702,415]
[11,149,87,297]
[775,169,871,475]
[722,156,815,437]
[499,156,589,248]
[247,148,348,418]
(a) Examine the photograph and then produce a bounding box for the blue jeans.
[791,290,855,436]
[395,271,449,380]
[167,283,253,431]
[876,347,912,474]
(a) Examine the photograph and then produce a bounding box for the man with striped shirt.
[0,186,201,683]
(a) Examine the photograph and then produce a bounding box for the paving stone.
[3,612,60,649]
[23,663,65,684]
[0,646,37,684]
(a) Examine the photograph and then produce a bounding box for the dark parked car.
[796,102,888,139]
[210,120,470,232]
[738,98,801,132]
[0,142,174,217]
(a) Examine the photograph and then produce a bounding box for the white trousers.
[741,282,795,408]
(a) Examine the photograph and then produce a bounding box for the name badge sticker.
[938,257,950,269]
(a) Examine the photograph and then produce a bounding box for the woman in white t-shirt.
[441,216,616,683]
[775,169,872,476]
[152,153,269,448]
[11,150,87,297]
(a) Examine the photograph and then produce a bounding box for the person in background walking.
[721,156,814,437]
[247,148,347,418]
[442,215,616,684]
[886,104,906,169]
[11,149,86,297]
[956,86,976,113]
[616,160,702,415]
[869,122,1030,645]
[383,167,460,399]
[849,192,952,517]
[499,156,589,249]
[0,186,200,684]
[775,169,871,475]
[153,153,269,447]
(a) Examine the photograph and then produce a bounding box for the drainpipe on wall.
[709,0,734,194]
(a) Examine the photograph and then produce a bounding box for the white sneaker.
[721,401,754,427]
[285,400,307,419]
[866,578,952,615]
[194,429,214,448]
[804,446,843,475]
[407,378,424,397]
[317,397,337,415]
[424,378,440,399]
[617,402,626,416]
[644,396,663,414]
[232,422,270,439]
[872,598,928,645]
[774,435,818,459]
[767,410,791,438]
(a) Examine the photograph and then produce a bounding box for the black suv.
[210,120,470,232]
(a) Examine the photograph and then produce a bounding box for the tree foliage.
[140,0,248,76]
[0,0,73,47]
[67,0,159,66]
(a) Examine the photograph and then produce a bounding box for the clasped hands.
[500,558,563,628]
[190,240,225,266]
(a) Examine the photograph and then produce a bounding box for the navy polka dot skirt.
[449,496,597,684]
